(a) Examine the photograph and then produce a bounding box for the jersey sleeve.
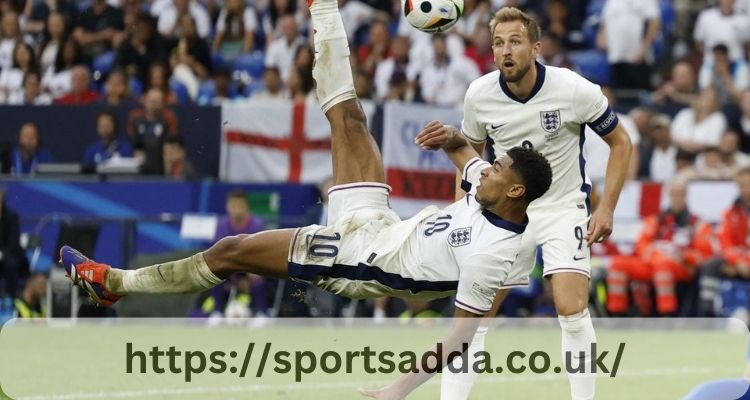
[573,75,619,137]
[460,157,490,193]
[454,251,514,315]
[461,87,487,143]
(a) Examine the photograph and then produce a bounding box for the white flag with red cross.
[220,98,375,183]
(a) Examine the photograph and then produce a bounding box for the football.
[403,0,464,33]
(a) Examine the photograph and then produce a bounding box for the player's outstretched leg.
[309,0,385,186]
[60,229,295,306]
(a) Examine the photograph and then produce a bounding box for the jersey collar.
[481,209,528,234]
[498,61,546,104]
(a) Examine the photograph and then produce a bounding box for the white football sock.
[440,326,488,400]
[106,253,222,295]
[559,308,596,400]
[310,0,356,113]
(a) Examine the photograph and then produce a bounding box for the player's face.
[492,20,540,83]
[475,154,525,206]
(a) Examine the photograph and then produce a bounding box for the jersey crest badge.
[448,227,472,247]
[540,110,561,133]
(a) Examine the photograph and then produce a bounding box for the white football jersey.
[400,157,526,314]
[461,62,618,213]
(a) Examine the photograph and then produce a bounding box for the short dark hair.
[163,135,184,147]
[506,146,552,203]
[227,188,247,201]
[96,110,118,134]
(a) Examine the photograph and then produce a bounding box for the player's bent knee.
[555,298,589,318]
[204,235,251,275]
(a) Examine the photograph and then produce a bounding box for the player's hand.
[359,386,404,400]
[587,207,614,246]
[414,120,454,150]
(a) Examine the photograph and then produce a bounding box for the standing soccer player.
[417,7,632,400]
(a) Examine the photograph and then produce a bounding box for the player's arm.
[588,122,632,245]
[360,307,483,399]
[415,121,479,172]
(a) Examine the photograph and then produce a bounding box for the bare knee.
[555,298,588,317]
[204,235,251,276]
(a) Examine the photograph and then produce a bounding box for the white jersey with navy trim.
[413,157,526,314]
[287,158,527,315]
[461,62,618,212]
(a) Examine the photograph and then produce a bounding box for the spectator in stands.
[597,0,661,90]
[251,66,287,100]
[23,0,76,39]
[0,187,29,299]
[72,0,124,59]
[373,36,416,101]
[671,87,728,152]
[699,44,749,106]
[13,273,46,318]
[37,12,68,75]
[419,33,480,107]
[162,135,197,179]
[261,0,297,46]
[82,111,134,170]
[0,11,22,71]
[694,0,750,65]
[287,65,313,103]
[536,32,566,69]
[170,14,212,101]
[264,14,304,84]
[127,88,178,174]
[465,22,495,74]
[733,90,750,152]
[212,0,258,62]
[0,42,39,104]
[293,43,314,73]
[699,167,750,316]
[358,20,390,77]
[639,113,677,182]
[606,181,714,316]
[100,69,134,106]
[144,62,179,104]
[718,130,750,174]
[651,60,699,117]
[205,68,237,104]
[354,69,373,99]
[114,12,171,84]
[539,0,582,50]
[19,70,52,105]
[54,65,99,105]
[157,0,211,39]
[11,122,52,175]
[674,149,700,185]
[42,38,86,98]
[187,273,266,320]
[455,0,490,41]
[695,146,734,180]
[215,188,265,241]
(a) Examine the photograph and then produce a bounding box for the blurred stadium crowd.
[3,0,750,322]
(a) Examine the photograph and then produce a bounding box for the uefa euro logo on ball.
[403,0,464,33]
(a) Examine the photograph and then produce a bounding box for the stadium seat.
[233,51,266,82]
[92,51,116,81]
[568,49,610,85]
[197,80,216,105]
[129,77,143,97]
[169,80,191,104]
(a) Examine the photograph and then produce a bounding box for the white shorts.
[287,183,457,299]
[513,204,592,281]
